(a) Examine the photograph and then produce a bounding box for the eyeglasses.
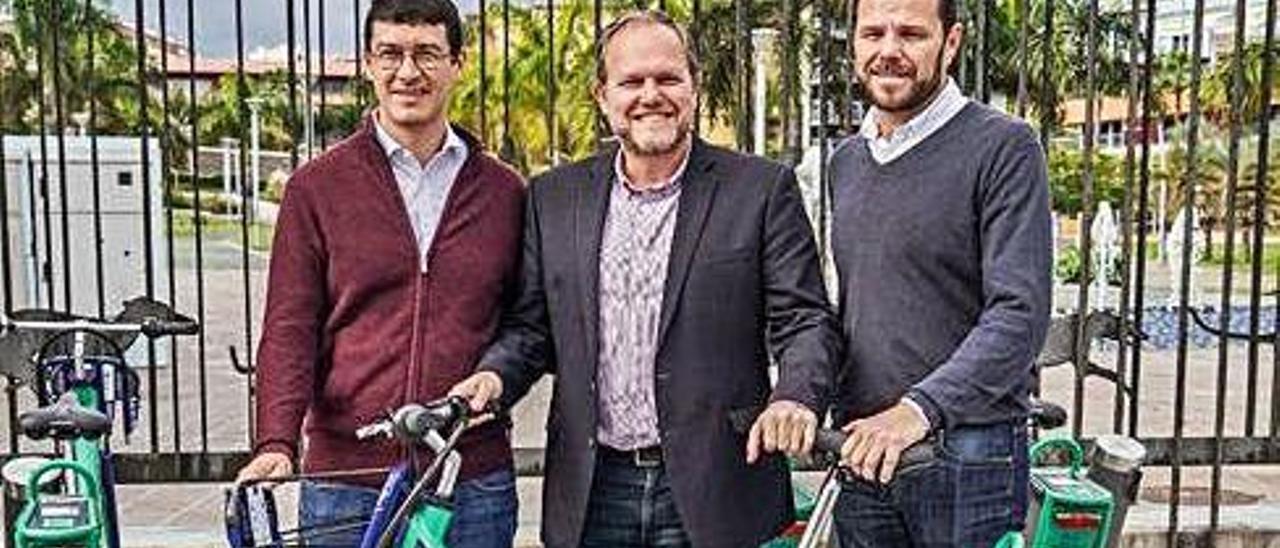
[369,47,452,74]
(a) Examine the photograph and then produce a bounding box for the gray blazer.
[481,138,841,548]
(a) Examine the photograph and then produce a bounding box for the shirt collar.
[613,144,692,198]
[373,113,466,167]
[859,77,967,144]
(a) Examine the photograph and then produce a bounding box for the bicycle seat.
[19,394,112,441]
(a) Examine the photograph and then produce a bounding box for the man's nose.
[879,34,907,58]
[639,79,662,102]
[395,55,425,81]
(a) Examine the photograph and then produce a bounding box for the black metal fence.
[0,0,1277,541]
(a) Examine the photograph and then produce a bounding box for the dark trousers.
[833,421,1029,548]
[579,447,693,548]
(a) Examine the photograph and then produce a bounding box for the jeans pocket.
[465,468,516,494]
[936,422,1019,466]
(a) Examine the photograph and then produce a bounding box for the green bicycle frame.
[13,380,112,547]
[397,503,454,548]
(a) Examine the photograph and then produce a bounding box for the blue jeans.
[299,467,517,548]
[833,421,1028,548]
[579,449,692,548]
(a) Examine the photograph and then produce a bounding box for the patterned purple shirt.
[596,149,690,450]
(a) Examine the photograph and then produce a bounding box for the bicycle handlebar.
[140,316,200,337]
[356,396,501,443]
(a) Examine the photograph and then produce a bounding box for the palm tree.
[1152,51,1194,124]
[1203,41,1280,129]
[986,0,1135,125]
[1152,127,1230,259]
[1,0,144,134]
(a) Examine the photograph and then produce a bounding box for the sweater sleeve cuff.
[253,440,297,462]
[769,388,823,416]
[905,389,945,432]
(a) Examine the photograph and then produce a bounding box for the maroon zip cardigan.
[254,117,525,484]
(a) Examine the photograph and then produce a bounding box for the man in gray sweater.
[829,0,1052,544]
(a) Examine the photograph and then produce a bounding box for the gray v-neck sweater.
[830,102,1052,429]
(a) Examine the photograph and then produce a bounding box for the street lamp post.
[752,28,778,156]
[246,97,263,221]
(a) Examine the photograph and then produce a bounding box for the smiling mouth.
[633,112,674,121]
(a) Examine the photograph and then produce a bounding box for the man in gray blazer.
[448,10,840,548]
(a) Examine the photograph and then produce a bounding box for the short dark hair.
[595,10,699,86]
[849,0,958,30]
[364,0,465,56]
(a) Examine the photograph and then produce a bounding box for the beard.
[860,46,948,116]
[615,115,692,157]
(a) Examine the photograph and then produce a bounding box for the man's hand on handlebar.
[447,371,504,425]
[235,451,294,485]
[840,401,929,484]
[745,400,818,464]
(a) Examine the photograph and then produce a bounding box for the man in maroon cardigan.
[234,1,525,546]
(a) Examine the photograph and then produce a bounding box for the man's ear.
[942,23,965,73]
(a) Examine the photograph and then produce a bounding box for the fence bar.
[189,0,211,454]
[1038,0,1054,154]
[305,0,315,159]
[1210,0,1251,530]
[1260,0,1279,442]
[1015,0,1028,117]
[956,0,967,92]
[234,0,257,448]
[0,48,12,453]
[1115,0,1143,435]
[49,0,71,314]
[132,0,161,454]
[319,0,329,150]
[1243,0,1268,442]
[288,0,301,171]
[735,0,752,151]
[974,0,988,103]
[156,0,184,456]
[0,102,9,321]
[501,0,512,161]
[690,0,700,136]
[546,0,556,165]
[781,0,800,163]
[85,0,106,319]
[34,2,53,311]
[1128,0,1157,439]
[480,0,489,144]
[355,0,364,111]
[1072,0,1100,438]
[818,0,832,259]
[1169,0,1209,535]
[26,158,39,313]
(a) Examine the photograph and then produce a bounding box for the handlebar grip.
[813,428,848,458]
[141,317,200,337]
[1031,400,1068,430]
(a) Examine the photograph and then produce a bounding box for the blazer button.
[587,438,596,448]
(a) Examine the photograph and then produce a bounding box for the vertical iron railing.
[1208,0,1249,532]
[188,0,211,454]
[1168,0,1207,535]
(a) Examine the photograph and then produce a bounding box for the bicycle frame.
[227,398,473,548]
[3,301,196,548]
[359,462,455,548]
[12,334,134,548]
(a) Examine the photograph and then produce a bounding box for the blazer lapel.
[657,139,718,348]
[575,148,615,370]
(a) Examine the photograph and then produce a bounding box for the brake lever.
[355,420,394,440]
